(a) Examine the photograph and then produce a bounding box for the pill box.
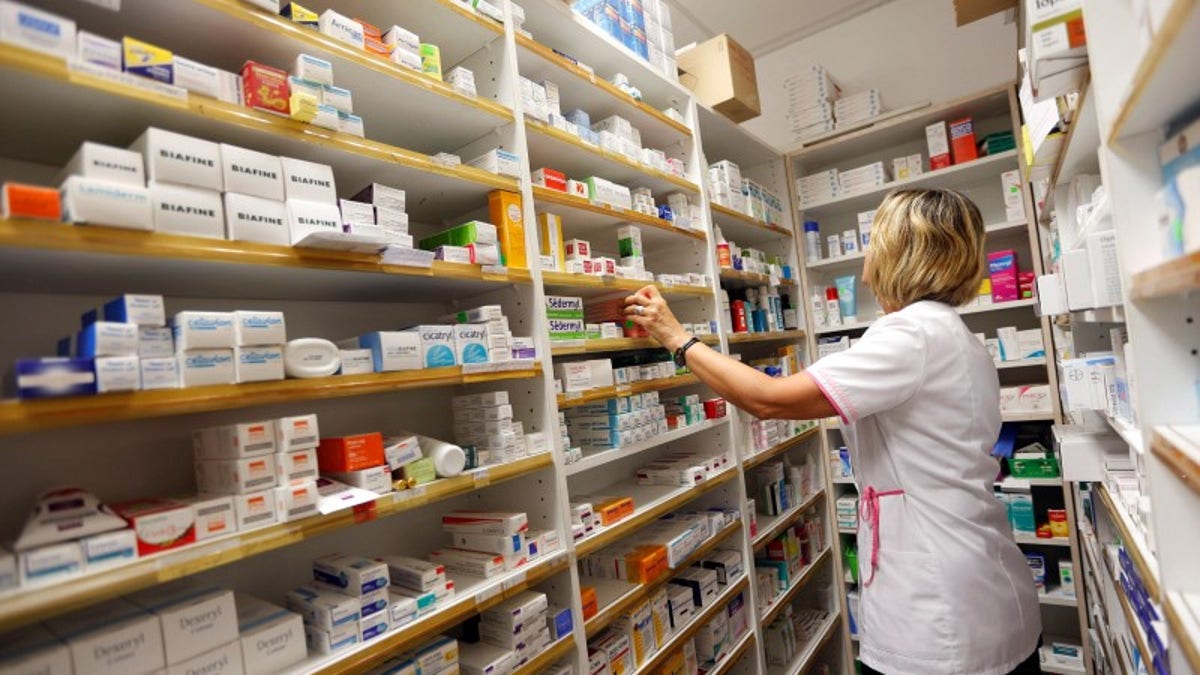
[196,455,279,494]
[313,553,389,596]
[232,489,277,530]
[149,182,226,239]
[286,583,360,631]
[317,432,385,472]
[122,36,173,83]
[60,176,152,230]
[173,311,236,350]
[194,420,277,459]
[220,144,284,201]
[94,355,140,393]
[130,127,222,191]
[77,321,138,357]
[178,495,236,541]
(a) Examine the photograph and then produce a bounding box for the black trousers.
[860,648,1042,675]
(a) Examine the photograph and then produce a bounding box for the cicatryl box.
[173,311,236,350]
[128,585,237,666]
[194,420,277,459]
[129,127,222,191]
[44,599,165,675]
[150,182,225,239]
[453,324,489,365]
[224,193,289,245]
[110,498,195,555]
[406,325,456,368]
[313,554,389,596]
[235,594,306,675]
[0,624,72,675]
[221,144,284,201]
[276,414,319,451]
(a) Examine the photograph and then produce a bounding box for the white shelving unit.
[0,1,830,674]
[788,82,1084,669]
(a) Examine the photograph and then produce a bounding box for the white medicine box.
[224,193,289,246]
[44,599,165,675]
[220,143,284,201]
[61,141,145,186]
[129,128,223,191]
[279,157,337,203]
[149,182,226,239]
[128,585,237,666]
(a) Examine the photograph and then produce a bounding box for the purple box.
[988,249,1019,303]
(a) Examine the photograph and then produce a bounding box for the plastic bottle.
[714,226,732,268]
[782,294,799,330]
[730,299,748,333]
[825,287,843,327]
[420,436,466,478]
[803,220,821,263]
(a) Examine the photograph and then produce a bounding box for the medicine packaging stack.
[709,159,744,213]
[838,161,888,195]
[753,512,824,610]
[286,552,393,651]
[365,635,459,675]
[452,390,536,465]
[348,181,412,248]
[794,168,841,208]
[580,508,740,583]
[564,391,669,450]
[572,0,677,80]
[834,88,885,128]
[462,590,556,670]
[750,457,820,517]
[419,218,502,266]
[637,449,732,489]
[836,495,859,531]
[431,511,531,578]
[782,65,840,142]
[466,147,523,179]
[978,325,1045,364]
[1024,0,1087,101]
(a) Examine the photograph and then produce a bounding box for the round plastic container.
[284,338,340,379]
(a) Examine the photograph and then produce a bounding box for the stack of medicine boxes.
[381,554,450,627]
[345,181,411,247]
[75,294,173,392]
[172,307,286,387]
[287,553,391,653]
[477,590,551,668]
[452,390,525,466]
[709,160,744,213]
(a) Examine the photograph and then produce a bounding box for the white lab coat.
[807,301,1041,675]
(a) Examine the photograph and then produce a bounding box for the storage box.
[675,34,760,122]
[313,553,389,596]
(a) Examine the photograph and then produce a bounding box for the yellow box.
[289,91,320,123]
[487,190,527,269]
[537,212,564,270]
[121,36,173,84]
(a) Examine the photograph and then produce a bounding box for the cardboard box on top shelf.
[675,34,760,123]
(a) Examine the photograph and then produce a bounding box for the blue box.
[16,357,96,399]
[101,294,165,326]
[549,605,573,640]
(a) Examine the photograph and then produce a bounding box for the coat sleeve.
[805,313,928,424]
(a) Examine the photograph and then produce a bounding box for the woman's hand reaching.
[624,285,691,352]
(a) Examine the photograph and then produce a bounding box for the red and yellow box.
[487,189,528,269]
[317,432,385,472]
[594,496,635,526]
[2,182,61,221]
[242,60,291,117]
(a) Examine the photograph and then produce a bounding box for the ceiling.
[663,0,897,57]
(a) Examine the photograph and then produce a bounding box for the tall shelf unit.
[786,84,1090,672]
[0,1,840,674]
[1026,2,1200,674]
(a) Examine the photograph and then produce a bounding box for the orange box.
[625,545,668,583]
[2,182,61,221]
[355,18,383,39]
[242,60,290,117]
[594,496,635,526]
[949,117,978,164]
[487,190,528,269]
[317,432,385,472]
[581,585,598,620]
[364,38,391,57]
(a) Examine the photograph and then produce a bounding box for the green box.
[1009,456,1060,479]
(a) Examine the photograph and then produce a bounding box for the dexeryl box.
[165,640,243,675]
[44,599,165,675]
[0,624,72,675]
[235,594,306,675]
[128,584,237,666]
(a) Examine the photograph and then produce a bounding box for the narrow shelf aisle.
[759,548,832,625]
[0,452,553,632]
[0,362,542,436]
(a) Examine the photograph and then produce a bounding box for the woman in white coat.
[625,188,1042,675]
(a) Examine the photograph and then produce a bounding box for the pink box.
[988,250,1019,302]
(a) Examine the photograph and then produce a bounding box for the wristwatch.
[673,336,701,367]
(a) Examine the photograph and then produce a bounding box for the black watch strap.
[674,336,701,367]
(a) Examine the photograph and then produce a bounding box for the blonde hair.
[865,188,986,309]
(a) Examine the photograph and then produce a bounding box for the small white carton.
[128,584,237,666]
[224,193,289,245]
[129,128,223,191]
[45,599,164,675]
[235,594,306,675]
[276,414,320,451]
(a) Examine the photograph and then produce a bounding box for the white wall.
[743,0,1017,149]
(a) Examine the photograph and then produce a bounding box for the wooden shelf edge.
[1164,592,1200,675]
[718,269,798,286]
[541,270,710,298]
[0,453,554,633]
[0,363,542,436]
[576,468,738,556]
[525,119,700,193]
[551,334,717,357]
[514,635,576,675]
[0,219,533,284]
[583,521,742,638]
[1130,250,1200,300]
[726,330,807,345]
[710,202,792,237]
[1152,427,1200,499]
[531,187,706,241]
[513,33,693,138]
[0,44,518,193]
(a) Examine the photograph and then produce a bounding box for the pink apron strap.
[860,485,905,587]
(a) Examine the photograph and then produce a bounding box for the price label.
[503,571,527,591]
[353,501,377,523]
[476,583,502,605]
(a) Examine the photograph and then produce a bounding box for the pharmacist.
[626,189,1042,675]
